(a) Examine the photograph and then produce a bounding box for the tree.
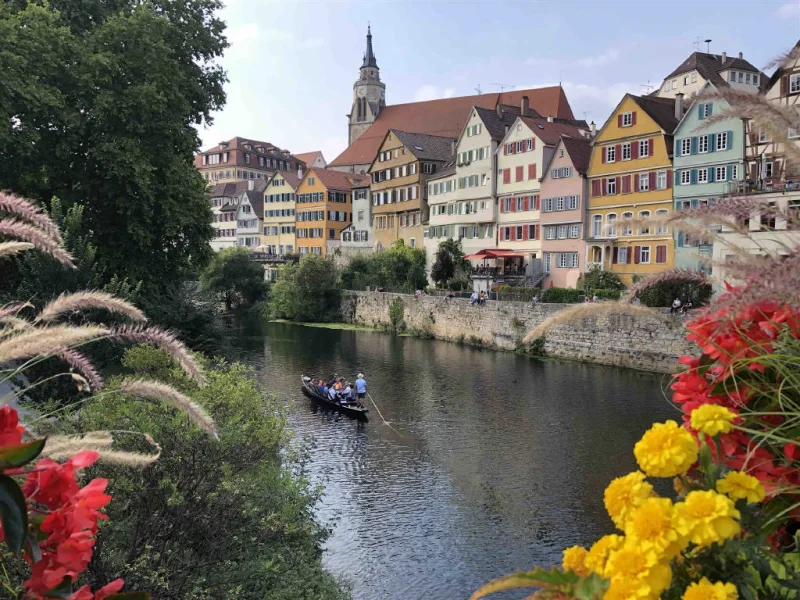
[0,0,227,290]
[430,248,455,287]
[339,241,427,292]
[200,247,268,311]
[578,265,626,292]
[268,255,341,322]
[388,296,404,332]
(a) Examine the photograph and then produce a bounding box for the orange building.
[295,168,369,257]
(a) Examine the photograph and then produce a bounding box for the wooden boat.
[301,376,369,421]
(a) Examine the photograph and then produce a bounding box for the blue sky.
[200,0,800,163]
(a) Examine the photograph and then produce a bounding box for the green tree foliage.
[78,346,350,600]
[388,296,404,332]
[540,287,585,303]
[0,0,227,289]
[577,266,626,293]
[340,241,427,292]
[268,255,341,322]
[636,280,713,308]
[200,247,268,311]
[430,249,455,287]
[431,239,472,290]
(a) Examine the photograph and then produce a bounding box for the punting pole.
[366,392,405,438]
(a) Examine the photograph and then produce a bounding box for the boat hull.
[301,376,369,421]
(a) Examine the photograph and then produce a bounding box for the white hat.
[358,373,364,378]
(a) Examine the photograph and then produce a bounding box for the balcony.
[586,261,604,271]
[726,177,800,196]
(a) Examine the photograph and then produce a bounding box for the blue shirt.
[355,378,367,393]
[328,387,337,401]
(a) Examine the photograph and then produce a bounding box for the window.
[556,196,565,211]
[617,247,628,263]
[715,132,729,150]
[606,178,617,195]
[621,212,633,235]
[592,214,602,237]
[516,226,523,240]
[715,166,727,182]
[621,112,633,127]
[607,213,617,237]
[638,140,649,158]
[557,225,568,239]
[698,135,709,153]
[697,168,708,183]
[757,129,770,143]
[543,197,553,212]
[657,171,667,190]
[526,138,533,151]
[552,167,572,179]
[308,177,315,185]
[765,162,774,177]
[569,224,580,238]
[681,138,691,156]
[545,226,556,240]
[606,146,616,162]
[516,197,524,211]
[680,170,691,185]
[639,210,651,235]
[516,141,524,153]
[621,143,631,161]
[683,76,689,86]
[567,195,578,210]
[691,72,697,83]
[639,173,649,191]
[672,80,677,90]
[640,246,651,264]
[655,209,669,234]
[559,149,564,158]
[700,103,711,119]
[544,253,551,273]
[791,74,800,94]
[557,253,579,268]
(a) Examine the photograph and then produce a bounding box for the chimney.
[496,103,502,118]
[547,115,554,123]
[675,93,685,120]
[590,121,597,136]
[248,180,254,191]
[521,95,529,116]
[451,139,456,154]
[738,51,743,59]
[297,166,303,179]
[721,51,727,64]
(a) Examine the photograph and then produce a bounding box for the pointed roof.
[362,25,378,69]
[294,151,326,167]
[473,106,521,140]
[331,86,575,168]
[390,130,455,162]
[241,189,264,218]
[634,95,680,133]
[518,115,590,146]
[305,167,370,191]
[664,51,763,89]
[210,179,268,198]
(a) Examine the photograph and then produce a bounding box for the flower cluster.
[0,405,137,599]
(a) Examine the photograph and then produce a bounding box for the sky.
[200,0,800,164]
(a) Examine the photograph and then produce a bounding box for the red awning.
[464,249,520,260]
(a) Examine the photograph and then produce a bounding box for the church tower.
[348,25,386,146]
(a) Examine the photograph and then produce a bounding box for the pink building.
[539,136,592,288]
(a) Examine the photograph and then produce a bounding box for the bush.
[79,347,350,600]
[496,286,539,302]
[541,287,585,303]
[636,280,713,308]
[577,266,626,292]
[268,255,341,322]
[200,247,268,311]
[388,296,404,331]
[590,288,622,301]
[339,241,427,292]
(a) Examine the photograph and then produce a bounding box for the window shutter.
[781,76,788,96]
[499,200,504,213]
[601,147,607,163]
[504,144,508,155]
[708,167,715,182]
[511,227,516,241]
[634,246,641,264]
[677,231,685,246]
[690,137,698,155]
[499,227,504,241]
[612,247,618,263]
[675,200,681,211]
[503,169,511,184]
[632,111,637,126]
[622,175,630,193]
[727,130,733,150]
[592,180,601,197]
[649,172,656,190]
[615,144,622,159]
[631,141,639,159]
[601,179,607,196]
[648,139,654,156]
[668,170,674,189]
[534,195,540,210]
[510,198,516,212]
[522,226,528,241]
[516,166,524,181]
[523,196,529,211]
[534,224,540,239]
[690,169,697,184]
[634,174,640,192]
[727,164,733,180]
[615,176,620,194]
[656,245,666,263]
[709,135,716,152]
[617,114,623,127]
[529,163,537,179]
[674,139,680,156]
[532,138,536,149]
[708,103,713,117]
[698,104,705,119]
[627,247,632,264]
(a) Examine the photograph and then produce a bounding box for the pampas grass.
[626,269,711,303]
[0,303,33,319]
[37,291,147,323]
[0,325,109,364]
[119,378,218,439]
[43,431,161,467]
[0,241,35,258]
[113,325,206,384]
[0,192,63,243]
[59,349,104,391]
[522,302,668,345]
[0,218,74,267]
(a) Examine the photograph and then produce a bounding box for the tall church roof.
[332,86,575,168]
[362,25,378,69]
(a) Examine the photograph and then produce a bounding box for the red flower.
[0,404,24,446]
[70,579,125,600]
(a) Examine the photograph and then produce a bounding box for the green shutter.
[691,199,699,208]
[690,137,698,155]
[690,169,698,184]
[678,232,685,246]
[727,164,733,180]
[708,167,715,182]
[698,104,705,119]
[675,200,682,211]
[709,134,716,152]
[727,130,733,150]
[674,139,680,155]
[707,103,713,117]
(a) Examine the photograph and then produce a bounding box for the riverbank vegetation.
[430,239,472,291]
[200,247,269,311]
[268,255,341,322]
[339,240,427,293]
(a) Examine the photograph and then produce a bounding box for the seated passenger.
[334,378,344,391]
[328,386,338,402]
[343,383,354,401]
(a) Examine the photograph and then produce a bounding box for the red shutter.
[615,144,622,159]
[601,179,607,196]
[504,144,508,156]
[617,114,623,127]
[532,138,536,149]
[631,141,639,159]
[528,163,535,179]
[499,199,504,213]
[666,169,673,189]
[634,246,641,264]
[649,172,656,190]
[648,139,654,156]
[656,245,666,264]
[534,224,540,239]
[632,111,637,126]
[591,180,601,197]
[601,147,607,163]
[612,247,618,264]
[522,226,528,240]
[534,194,540,210]
[615,177,620,195]
[516,166,524,182]
[523,196,529,211]
[634,174,640,192]
[510,198,516,212]
[511,227,516,241]
[627,248,633,264]
[499,227,504,241]
[503,169,511,184]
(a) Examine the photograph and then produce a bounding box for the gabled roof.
[305,168,370,191]
[330,86,575,167]
[240,190,264,218]
[473,106,521,141]
[275,171,301,189]
[209,179,268,198]
[664,51,763,89]
[197,136,304,168]
[517,116,590,146]
[220,202,238,212]
[390,130,455,162]
[768,40,800,90]
[294,151,326,166]
[428,160,457,182]
[561,136,592,175]
[635,96,680,133]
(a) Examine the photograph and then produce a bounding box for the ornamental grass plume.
[37,290,147,323]
[0,325,109,364]
[0,217,74,267]
[522,301,667,345]
[0,302,33,319]
[58,348,104,391]
[0,241,35,258]
[113,325,206,384]
[43,431,161,467]
[0,191,64,243]
[119,378,218,439]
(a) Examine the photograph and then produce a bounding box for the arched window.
[638,210,651,235]
[606,213,617,237]
[592,214,602,237]
[621,211,633,236]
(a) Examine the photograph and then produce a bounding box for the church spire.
[362,24,378,69]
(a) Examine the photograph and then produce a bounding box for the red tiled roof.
[561,136,592,175]
[196,136,303,168]
[518,116,589,146]
[278,171,301,189]
[294,151,325,165]
[330,86,574,167]
[307,168,370,191]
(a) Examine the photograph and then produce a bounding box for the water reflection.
[233,322,678,600]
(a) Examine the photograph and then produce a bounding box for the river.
[231,321,678,600]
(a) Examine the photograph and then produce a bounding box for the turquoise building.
[672,82,747,271]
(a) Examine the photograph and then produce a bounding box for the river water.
[232,321,678,600]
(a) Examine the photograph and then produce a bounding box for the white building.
[235,188,265,249]
[209,180,267,252]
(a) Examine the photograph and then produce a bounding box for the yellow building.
[262,172,299,255]
[586,94,680,285]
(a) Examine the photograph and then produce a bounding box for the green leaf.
[0,438,46,469]
[25,532,41,563]
[469,567,579,599]
[44,576,73,599]
[575,573,610,600]
[0,474,28,554]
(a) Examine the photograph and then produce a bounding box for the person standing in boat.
[355,373,367,407]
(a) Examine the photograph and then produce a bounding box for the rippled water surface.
[232,321,678,600]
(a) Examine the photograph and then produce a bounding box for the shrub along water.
[339,240,427,292]
[268,254,341,322]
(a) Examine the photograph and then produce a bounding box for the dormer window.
[621,112,633,127]
[245,153,250,164]
[308,177,315,185]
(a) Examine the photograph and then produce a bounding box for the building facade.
[262,172,299,256]
[656,50,763,99]
[586,94,679,285]
[328,183,373,265]
[349,26,385,146]
[295,151,327,170]
[539,136,592,288]
[295,168,368,257]
[235,189,264,249]
[209,180,265,252]
[195,137,305,184]
[369,130,454,251]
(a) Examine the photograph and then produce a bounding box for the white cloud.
[412,85,456,102]
[575,48,620,69]
[775,1,800,17]
[298,37,325,50]
[222,22,260,63]
[514,80,637,125]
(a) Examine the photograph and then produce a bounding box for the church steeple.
[362,24,378,69]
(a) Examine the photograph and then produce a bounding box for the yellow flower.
[673,490,740,547]
[605,543,672,598]
[624,497,686,560]
[690,405,736,436]
[634,420,699,477]
[683,577,738,600]
[586,534,625,577]
[604,471,655,529]
[603,578,650,600]
[717,471,766,504]
[562,545,590,576]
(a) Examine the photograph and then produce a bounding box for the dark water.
[231,321,678,600]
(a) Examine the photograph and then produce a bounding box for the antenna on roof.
[490,83,515,93]
[583,111,590,122]
[474,84,482,95]
[693,37,701,51]
[640,80,654,94]
[705,39,712,53]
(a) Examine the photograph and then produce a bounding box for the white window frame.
[621,211,633,236]
[568,224,580,238]
[606,146,616,163]
[638,210,651,235]
[638,140,649,158]
[715,166,727,182]
[655,209,668,234]
[621,112,633,127]
[681,139,691,156]
[606,178,617,195]
[716,132,729,149]
[698,135,709,153]
[621,143,631,161]
[557,225,568,239]
[592,214,602,237]
[757,129,770,143]
[545,226,556,240]
[640,245,651,264]
[697,168,708,184]
[680,170,691,185]
[656,171,667,190]
[617,246,628,263]
[606,213,617,237]
[791,73,800,94]
[639,173,649,191]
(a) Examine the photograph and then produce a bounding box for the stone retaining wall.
[340,291,695,373]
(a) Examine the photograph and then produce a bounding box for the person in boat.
[354,373,367,407]
[334,378,344,391]
[327,385,338,402]
[343,382,354,403]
